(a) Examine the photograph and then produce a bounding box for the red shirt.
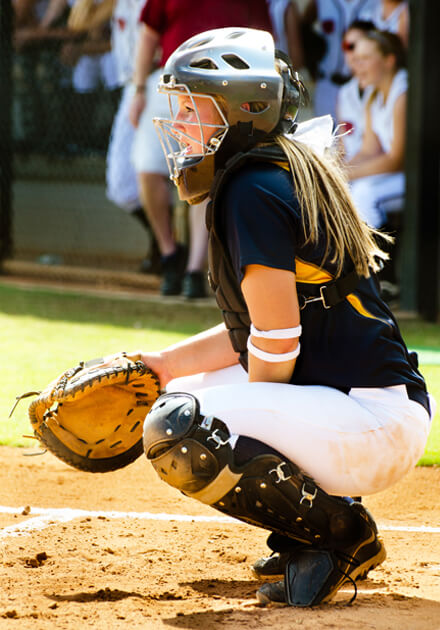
[140,0,272,67]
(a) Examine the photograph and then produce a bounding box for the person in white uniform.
[347,30,407,228]
[128,28,434,607]
[106,0,144,214]
[346,29,407,298]
[64,0,119,95]
[266,0,304,69]
[104,0,161,272]
[336,19,375,159]
[60,0,120,153]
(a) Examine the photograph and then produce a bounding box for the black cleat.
[257,504,386,607]
[160,244,187,296]
[182,271,207,299]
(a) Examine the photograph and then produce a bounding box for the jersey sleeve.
[222,164,301,283]
[139,0,165,34]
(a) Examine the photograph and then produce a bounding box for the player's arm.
[335,93,349,159]
[345,101,383,177]
[139,324,240,389]
[302,0,317,25]
[67,0,115,31]
[40,0,69,28]
[347,93,406,179]
[285,1,304,70]
[398,5,409,48]
[14,0,80,49]
[129,23,160,127]
[241,264,300,384]
[13,0,38,27]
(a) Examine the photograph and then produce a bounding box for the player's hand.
[14,27,43,51]
[129,91,146,128]
[135,351,173,391]
[67,0,94,30]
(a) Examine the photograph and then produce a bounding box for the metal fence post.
[0,0,13,263]
[402,0,440,320]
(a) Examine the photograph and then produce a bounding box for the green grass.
[1,282,439,466]
[0,283,221,447]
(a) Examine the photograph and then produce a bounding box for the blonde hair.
[274,135,389,278]
[214,92,389,277]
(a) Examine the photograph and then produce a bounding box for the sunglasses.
[342,40,356,52]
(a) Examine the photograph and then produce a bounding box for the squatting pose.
[136,27,434,606]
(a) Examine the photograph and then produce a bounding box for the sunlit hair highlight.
[274,135,390,278]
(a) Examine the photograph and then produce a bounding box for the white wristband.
[247,337,301,363]
[250,323,302,339]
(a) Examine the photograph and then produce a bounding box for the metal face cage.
[153,80,229,185]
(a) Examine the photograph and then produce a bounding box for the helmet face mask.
[153,27,302,203]
[153,83,229,192]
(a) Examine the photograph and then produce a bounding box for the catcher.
[138,27,434,606]
[15,27,434,608]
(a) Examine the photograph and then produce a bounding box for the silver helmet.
[153,27,302,204]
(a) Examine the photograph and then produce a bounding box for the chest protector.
[206,145,361,371]
[207,146,286,370]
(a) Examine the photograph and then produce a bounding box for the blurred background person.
[267,0,304,70]
[336,19,375,160]
[13,0,79,153]
[360,0,409,47]
[345,30,407,301]
[105,0,161,274]
[61,0,120,154]
[301,0,380,119]
[129,0,272,298]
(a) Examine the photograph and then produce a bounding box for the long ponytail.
[275,135,389,277]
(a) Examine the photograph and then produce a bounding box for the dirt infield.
[1,446,440,629]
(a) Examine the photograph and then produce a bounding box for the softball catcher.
[140,27,434,606]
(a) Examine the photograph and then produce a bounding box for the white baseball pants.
[166,365,432,497]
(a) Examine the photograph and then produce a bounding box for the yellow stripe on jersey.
[273,161,290,172]
[295,257,334,285]
[346,293,377,320]
[346,293,392,326]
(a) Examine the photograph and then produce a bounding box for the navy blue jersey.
[220,161,426,392]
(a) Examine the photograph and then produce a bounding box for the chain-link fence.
[0,1,165,278]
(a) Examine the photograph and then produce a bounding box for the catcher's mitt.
[11,353,161,473]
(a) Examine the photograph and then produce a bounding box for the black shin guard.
[144,393,366,548]
[143,393,385,607]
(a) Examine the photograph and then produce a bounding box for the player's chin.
[182,144,199,157]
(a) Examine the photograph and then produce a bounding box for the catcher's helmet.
[153,27,304,203]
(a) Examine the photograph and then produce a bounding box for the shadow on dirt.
[181,578,260,600]
[163,592,440,630]
[47,587,147,603]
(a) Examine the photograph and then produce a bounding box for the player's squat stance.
[139,28,434,606]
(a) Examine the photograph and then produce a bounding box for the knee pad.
[143,392,370,550]
[143,392,239,502]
